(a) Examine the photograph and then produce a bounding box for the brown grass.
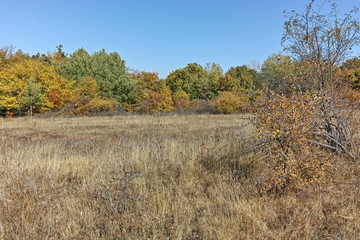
[0,114,360,239]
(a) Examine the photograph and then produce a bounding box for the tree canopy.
[58,48,134,103]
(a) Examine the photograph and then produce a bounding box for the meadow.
[1,114,360,239]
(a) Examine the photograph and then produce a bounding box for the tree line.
[1,9,360,117]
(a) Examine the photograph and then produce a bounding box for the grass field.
[1,114,360,239]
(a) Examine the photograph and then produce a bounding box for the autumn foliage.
[69,77,118,115]
[0,54,72,115]
[253,0,360,195]
[214,91,249,114]
[254,89,335,193]
[141,87,174,113]
[172,90,190,111]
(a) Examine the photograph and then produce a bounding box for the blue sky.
[1,0,359,78]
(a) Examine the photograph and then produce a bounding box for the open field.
[1,114,360,239]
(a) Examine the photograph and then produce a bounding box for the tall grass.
[0,114,359,239]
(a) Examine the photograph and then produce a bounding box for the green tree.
[226,65,259,91]
[342,57,360,71]
[91,50,134,103]
[214,74,237,93]
[204,63,224,98]
[57,48,134,103]
[341,57,360,90]
[166,63,214,99]
[57,48,92,82]
[21,79,45,116]
[260,53,297,93]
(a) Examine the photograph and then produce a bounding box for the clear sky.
[1,0,359,78]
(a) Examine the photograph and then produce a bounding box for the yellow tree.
[0,56,72,115]
[141,86,174,113]
[129,71,159,105]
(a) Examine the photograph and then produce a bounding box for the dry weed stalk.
[149,114,167,162]
[95,165,142,216]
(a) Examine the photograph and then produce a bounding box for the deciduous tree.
[282,0,360,90]
[260,54,297,93]
[0,56,72,115]
[57,48,134,103]
[255,0,360,194]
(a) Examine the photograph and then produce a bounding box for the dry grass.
[0,114,360,239]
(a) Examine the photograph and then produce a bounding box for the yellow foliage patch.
[214,91,249,114]
[255,90,335,193]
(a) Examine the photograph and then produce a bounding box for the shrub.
[172,90,190,112]
[253,0,360,194]
[254,90,335,193]
[86,98,118,114]
[254,85,359,194]
[123,103,134,113]
[69,97,118,115]
[214,91,248,114]
[68,76,118,115]
[141,87,174,113]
